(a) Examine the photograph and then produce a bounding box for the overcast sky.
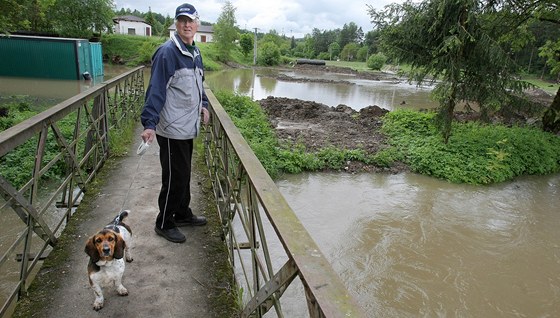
[114,0,398,38]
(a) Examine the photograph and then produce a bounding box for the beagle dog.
[84,210,133,311]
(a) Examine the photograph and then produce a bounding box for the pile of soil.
[258,96,404,173]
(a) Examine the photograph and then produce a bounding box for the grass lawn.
[523,76,559,95]
[325,60,370,72]
[326,60,558,96]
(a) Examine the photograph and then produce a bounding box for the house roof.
[168,24,213,33]
[113,15,147,23]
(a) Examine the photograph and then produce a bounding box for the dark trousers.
[155,135,194,229]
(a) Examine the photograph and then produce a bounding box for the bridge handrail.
[0,66,145,317]
[204,88,365,317]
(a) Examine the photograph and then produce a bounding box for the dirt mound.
[259,96,395,172]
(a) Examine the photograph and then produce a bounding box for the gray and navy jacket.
[141,32,209,140]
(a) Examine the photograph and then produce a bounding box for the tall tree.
[340,42,360,61]
[328,42,341,60]
[213,1,238,62]
[239,33,253,57]
[49,0,114,38]
[368,0,530,142]
[363,30,381,55]
[145,7,156,28]
[339,22,360,48]
[311,28,339,57]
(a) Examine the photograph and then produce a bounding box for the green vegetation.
[325,60,371,72]
[0,96,137,189]
[524,76,560,95]
[368,0,560,137]
[215,91,560,185]
[370,0,530,142]
[1,0,114,38]
[213,1,238,62]
[366,53,387,71]
[100,34,242,71]
[0,97,40,130]
[0,98,80,188]
[382,109,560,184]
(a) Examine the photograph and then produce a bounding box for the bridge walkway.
[17,125,231,318]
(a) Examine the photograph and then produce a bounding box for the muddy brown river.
[276,172,560,317]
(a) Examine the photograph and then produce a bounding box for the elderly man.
[140,3,210,243]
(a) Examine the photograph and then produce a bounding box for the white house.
[113,16,152,36]
[168,24,213,43]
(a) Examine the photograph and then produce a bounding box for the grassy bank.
[382,109,560,184]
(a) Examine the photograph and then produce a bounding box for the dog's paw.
[117,285,128,296]
[93,301,104,311]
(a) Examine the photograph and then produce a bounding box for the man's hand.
[201,108,210,125]
[141,128,156,143]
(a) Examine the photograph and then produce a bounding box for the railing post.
[18,217,33,297]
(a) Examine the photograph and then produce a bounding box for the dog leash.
[119,140,150,212]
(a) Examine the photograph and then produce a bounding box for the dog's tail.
[111,210,129,226]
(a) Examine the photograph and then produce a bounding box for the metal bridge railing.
[204,88,365,318]
[0,66,145,317]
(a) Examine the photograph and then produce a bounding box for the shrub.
[367,53,387,71]
[258,42,281,66]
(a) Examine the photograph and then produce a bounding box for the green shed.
[0,35,103,80]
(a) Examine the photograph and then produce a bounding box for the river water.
[205,68,438,111]
[2,66,559,317]
[276,172,560,317]
[204,68,560,317]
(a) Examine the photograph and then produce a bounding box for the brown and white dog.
[84,210,133,311]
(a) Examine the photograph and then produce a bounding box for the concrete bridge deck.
[14,125,235,318]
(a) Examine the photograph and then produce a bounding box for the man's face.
[176,16,198,44]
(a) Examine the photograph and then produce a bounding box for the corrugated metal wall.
[0,35,103,80]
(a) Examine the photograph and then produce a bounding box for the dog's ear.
[84,236,100,263]
[113,234,126,259]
